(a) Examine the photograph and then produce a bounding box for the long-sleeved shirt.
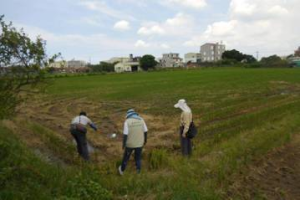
[180,111,192,134]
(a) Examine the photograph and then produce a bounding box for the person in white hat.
[174,99,193,156]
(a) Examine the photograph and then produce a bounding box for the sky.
[0,0,299,63]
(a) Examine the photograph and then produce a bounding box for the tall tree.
[140,55,157,71]
[0,16,58,119]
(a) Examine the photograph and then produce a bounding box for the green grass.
[2,67,300,199]
[0,123,112,200]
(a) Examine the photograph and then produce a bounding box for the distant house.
[159,53,183,68]
[200,42,225,62]
[49,61,67,71]
[184,53,201,63]
[114,54,141,73]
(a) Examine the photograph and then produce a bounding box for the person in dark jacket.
[118,109,148,175]
[70,111,97,161]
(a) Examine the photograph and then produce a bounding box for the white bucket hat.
[174,99,191,113]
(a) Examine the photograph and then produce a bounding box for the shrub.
[66,175,112,200]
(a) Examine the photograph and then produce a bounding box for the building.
[114,54,141,73]
[184,53,201,63]
[106,57,129,64]
[66,60,88,73]
[200,42,225,62]
[294,47,300,57]
[49,61,67,69]
[159,53,183,68]
[67,60,87,68]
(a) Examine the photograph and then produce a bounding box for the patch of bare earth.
[228,134,300,200]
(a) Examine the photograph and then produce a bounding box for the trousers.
[180,127,192,156]
[121,147,143,172]
[70,128,89,161]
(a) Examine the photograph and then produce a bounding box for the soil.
[228,134,300,200]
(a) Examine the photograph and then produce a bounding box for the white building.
[49,61,67,69]
[184,53,201,63]
[200,43,226,62]
[114,54,141,73]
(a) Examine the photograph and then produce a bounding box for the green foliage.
[0,123,112,200]
[260,55,289,68]
[148,149,168,170]
[222,49,257,63]
[0,15,58,119]
[139,54,157,71]
[88,62,116,72]
[66,176,112,200]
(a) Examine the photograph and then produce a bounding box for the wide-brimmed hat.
[174,99,191,113]
[174,99,186,108]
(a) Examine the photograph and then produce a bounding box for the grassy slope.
[2,68,300,199]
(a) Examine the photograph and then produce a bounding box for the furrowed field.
[1,68,300,199]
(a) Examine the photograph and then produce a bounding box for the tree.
[260,55,288,68]
[222,49,245,62]
[222,49,257,63]
[88,61,117,72]
[139,55,157,71]
[0,16,58,119]
[243,54,257,63]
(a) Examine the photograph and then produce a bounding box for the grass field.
[1,67,300,199]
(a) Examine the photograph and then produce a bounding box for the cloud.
[161,43,170,49]
[138,24,165,35]
[162,0,207,10]
[114,20,130,31]
[78,0,135,20]
[137,13,195,36]
[184,0,300,57]
[135,40,151,48]
[230,0,290,21]
[204,20,237,37]
[14,23,134,61]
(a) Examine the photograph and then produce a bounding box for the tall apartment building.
[200,43,225,62]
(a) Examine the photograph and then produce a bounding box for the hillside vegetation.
[1,68,300,199]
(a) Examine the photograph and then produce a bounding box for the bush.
[66,175,112,200]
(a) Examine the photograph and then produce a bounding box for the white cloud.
[268,5,289,16]
[14,23,134,61]
[161,43,170,49]
[114,20,130,31]
[78,0,135,20]
[138,13,195,36]
[162,0,207,10]
[184,0,300,57]
[204,20,237,37]
[135,40,151,48]
[137,24,165,35]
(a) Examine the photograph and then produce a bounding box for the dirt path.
[228,134,300,200]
